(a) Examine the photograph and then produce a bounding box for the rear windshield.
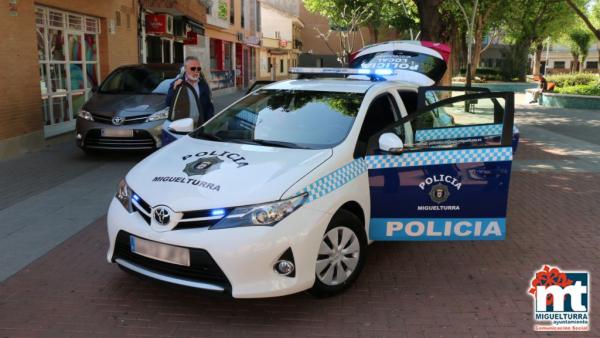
[99,67,179,94]
[351,51,447,82]
[191,90,364,149]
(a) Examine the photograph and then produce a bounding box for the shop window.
[162,39,171,63]
[224,41,232,70]
[586,61,598,69]
[68,14,83,30]
[554,61,565,68]
[146,36,162,63]
[49,10,64,28]
[35,6,100,136]
[174,42,184,63]
[280,59,284,73]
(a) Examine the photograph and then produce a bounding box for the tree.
[568,28,594,72]
[304,0,374,65]
[565,0,600,73]
[500,0,577,80]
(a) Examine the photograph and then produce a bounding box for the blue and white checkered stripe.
[300,159,368,203]
[365,147,513,169]
[415,124,503,141]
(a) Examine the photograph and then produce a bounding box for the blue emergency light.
[288,67,397,81]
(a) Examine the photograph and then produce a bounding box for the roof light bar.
[289,67,393,76]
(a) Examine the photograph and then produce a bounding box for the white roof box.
[349,40,450,86]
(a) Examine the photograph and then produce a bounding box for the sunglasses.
[189,67,201,72]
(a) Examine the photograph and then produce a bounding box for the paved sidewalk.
[0,93,599,337]
[0,90,246,281]
[0,145,598,337]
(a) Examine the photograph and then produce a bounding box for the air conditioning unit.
[166,15,173,35]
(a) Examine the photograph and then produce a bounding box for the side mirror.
[168,118,194,134]
[378,133,404,154]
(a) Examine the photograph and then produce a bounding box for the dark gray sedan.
[76,64,180,152]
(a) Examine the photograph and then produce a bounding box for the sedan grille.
[91,113,151,125]
[84,129,155,150]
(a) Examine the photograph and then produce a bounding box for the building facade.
[0,0,269,159]
[534,43,600,75]
[258,0,300,81]
[204,0,260,92]
[1,0,140,158]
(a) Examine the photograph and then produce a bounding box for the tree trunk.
[415,0,453,85]
[470,15,485,79]
[532,43,543,77]
[415,0,444,41]
[571,53,579,72]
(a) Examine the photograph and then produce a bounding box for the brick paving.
[1,141,599,337]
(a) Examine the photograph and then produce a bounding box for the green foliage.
[546,73,598,87]
[567,28,594,68]
[303,0,374,28]
[218,0,228,20]
[554,82,600,96]
[459,67,503,80]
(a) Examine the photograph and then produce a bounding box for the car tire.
[81,147,98,156]
[310,209,367,297]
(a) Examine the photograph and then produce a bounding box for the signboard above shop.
[279,39,288,48]
[244,36,260,47]
[145,14,173,35]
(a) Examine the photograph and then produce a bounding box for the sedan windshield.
[99,67,178,94]
[190,90,364,149]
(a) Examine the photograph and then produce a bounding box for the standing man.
[165,56,215,122]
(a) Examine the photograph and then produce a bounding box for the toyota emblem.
[112,116,124,125]
[153,207,171,225]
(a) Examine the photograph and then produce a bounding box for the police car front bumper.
[106,198,331,298]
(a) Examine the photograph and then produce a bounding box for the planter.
[452,82,538,93]
[540,92,600,110]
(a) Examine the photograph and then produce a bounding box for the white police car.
[107,41,518,298]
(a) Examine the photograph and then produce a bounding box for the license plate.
[102,129,133,137]
[130,236,190,266]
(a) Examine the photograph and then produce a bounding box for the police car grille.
[175,208,234,230]
[113,231,231,290]
[131,193,232,230]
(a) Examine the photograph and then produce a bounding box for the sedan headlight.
[116,178,133,212]
[78,109,94,121]
[146,108,169,122]
[210,193,308,230]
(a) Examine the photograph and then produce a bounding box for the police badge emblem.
[429,183,450,204]
[183,156,223,176]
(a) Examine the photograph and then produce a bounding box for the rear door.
[366,88,515,241]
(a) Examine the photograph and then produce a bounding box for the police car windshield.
[191,89,363,149]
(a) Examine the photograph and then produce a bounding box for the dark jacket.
[165,74,215,121]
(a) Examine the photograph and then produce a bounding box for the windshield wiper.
[229,138,309,149]
[192,132,223,142]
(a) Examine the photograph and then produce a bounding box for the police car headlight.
[210,193,308,230]
[116,178,133,212]
[78,109,94,121]
[146,108,169,122]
